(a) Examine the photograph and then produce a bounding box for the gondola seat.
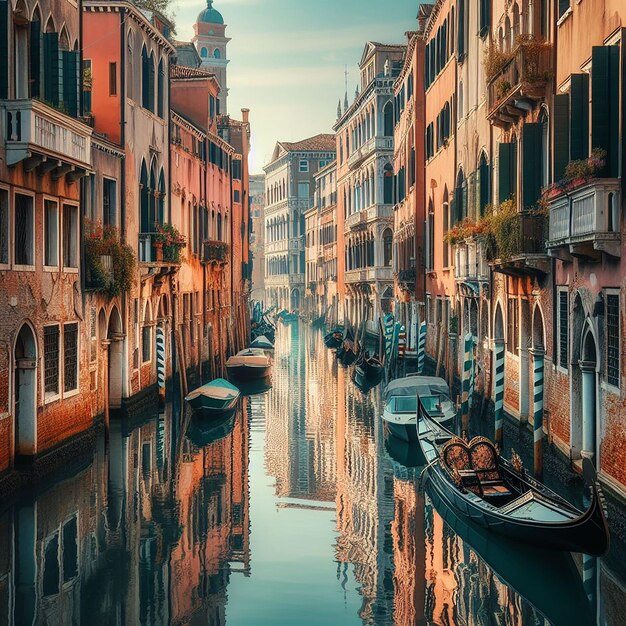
[441,438,471,471]
[468,437,512,499]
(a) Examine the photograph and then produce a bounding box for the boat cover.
[227,352,270,367]
[383,375,450,401]
[185,378,239,402]
[250,335,274,350]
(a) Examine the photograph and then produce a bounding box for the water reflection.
[1,323,623,625]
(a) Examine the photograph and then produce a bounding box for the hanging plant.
[154,222,186,263]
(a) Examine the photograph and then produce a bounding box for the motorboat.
[381,375,455,443]
[417,397,610,555]
[185,378,240,417]
[226,348,272,379]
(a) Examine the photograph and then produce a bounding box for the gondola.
[336,329,357,367]
[311,311,327,330]
[356,353,383,384]
[427,481,595,626]
[417,395,610,555]
[324,327,344,349]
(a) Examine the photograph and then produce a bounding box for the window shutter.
[591,45,619,177]
[0,1,7,99]
[44,32,59,105]
[553,94,570,181]
[457,0,465,59]
[570,73,589,161]
[30,20,41,98]
[479,158,490,215]
[523,123,542,208]
[498,143,513,203]
[62,51,78,117]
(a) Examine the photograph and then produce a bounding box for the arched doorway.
[107,307,124,409]
[14,323,37,459]
[580,324,598,460]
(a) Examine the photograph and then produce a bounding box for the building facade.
[263,134,335,311]
[249,174,266,302]
[335,42,405,334]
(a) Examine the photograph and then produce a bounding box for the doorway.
[14,324,37,459]
[107,307,124,409]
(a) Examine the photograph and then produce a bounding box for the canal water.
[1,323,624,625]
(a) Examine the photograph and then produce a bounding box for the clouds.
[170,0,418,172]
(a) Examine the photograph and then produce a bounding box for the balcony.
[487,40,552,128]
[202,240,229,265]
[345,204,393,231]
[138,233,182,272]
[345,266,393,284]
[347,136,394,170]
[489,212,549,276]
[345,210,367,231]
[546,179,621,261]
[265,240,289,254]
[454,240,490,284]
[289,237,304,252]
[396,268,417,294]
[2,99,92,175]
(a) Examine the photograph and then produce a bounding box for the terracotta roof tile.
[279,133,336,152]
[170,64,214,80]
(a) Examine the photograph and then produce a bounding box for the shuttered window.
[30,18,41,98]
[558,290,568,369]
[0,0,7,98]
[522,123,542,208]
[570,74,589,161]
[606,293,620,388]
[498,142,516,203]
[43,32,59,105]
[44,325,60,396]
[591,45,620,178]
[479,0,490,36]
[559,0,570,17]
[457,0,466,59]
[506,298,518,354]
[553,94,570,181]
[62,51,79,117]
[478,154,490,216]
[63,323,78,392]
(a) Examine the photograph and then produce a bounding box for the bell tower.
[192,1,231,114]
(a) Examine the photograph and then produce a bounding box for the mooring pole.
[494,339,505,447]
[530,347,545,479]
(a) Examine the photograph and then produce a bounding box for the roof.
[172,40,201,68]
[170,64,215,80]
[197,0,224,25]
[278,134,336,153]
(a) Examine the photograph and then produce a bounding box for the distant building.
[249,174,266,302]
[263,135,336,311]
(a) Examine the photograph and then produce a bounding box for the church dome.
[197,0,224,25]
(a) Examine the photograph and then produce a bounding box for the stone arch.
[107,305,124,409]
[531,302,545,349]
[494,300,505,340]
[14,322,38,458]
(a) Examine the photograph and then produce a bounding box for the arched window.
[217,212,222,241]
[457,0,466,58]
[140,160,149,234]
[149,160,157,228]
[29,8,42,99]
[383,101,394,136]
[157,58,165,118]
[158,169,166,224]
[383,228,393,267]
[478,151,490,216]
[512,4,521,42]
[443,187,449,267]
[214,48,221,59]
[141,46,150,109]
[454,169,467,223]
[540,110,549,189]
[200,47,208,58]
[142,302,152,363]
[457,81,464,122]
[127,31,134,100]
[384,163,394,204]
[42,17,59,104]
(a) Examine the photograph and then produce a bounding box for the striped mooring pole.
[384,313,395,362]
[461,333,473,434]
[417,321,427,374]
[398,325,406,360]
[494,339,505,446]
[156,326,166,401]
[531,347,545,479]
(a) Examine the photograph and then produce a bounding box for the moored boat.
[324,327,344,349]
[186,410,237,448]
[185,378,240,418]
[381,376,455,443]
[250,335,274,351]
[417,397,610,555]
[226,348,272,380]
[356,353,383,384]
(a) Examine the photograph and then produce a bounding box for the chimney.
[241,108,250,124]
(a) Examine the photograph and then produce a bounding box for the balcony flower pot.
[153,241,164,262]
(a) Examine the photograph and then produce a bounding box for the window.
[298,182,310,199]
[62,516,78,582]
[558,0,570,18]
[14,193,34,266]
[44,200,59,267]
[64,323,78,392]
[103,178,117,227]
[109,62,117,96]
[83,59,92,113]
[383,229,393,267]
[142,305,152,363]
[557,289,568,369]
[62,204,78,269]
[44,325,60,396]
[506,298,518,354]
[43,533,60,596]
[200,47,208,58]
[0,188,9,265]
[90,306,97,363]
[299,159,309,173]
[606,292,620,388]
[214,48,221,59]
[234,190,241,203]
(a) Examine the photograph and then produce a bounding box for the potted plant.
[155,222,187,263]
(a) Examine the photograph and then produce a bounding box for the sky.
[172,0,421,173]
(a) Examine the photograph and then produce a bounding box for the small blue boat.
[185,378,240,418]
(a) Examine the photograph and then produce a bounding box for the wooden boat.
[381,376,455,443]
[417,396,610,555]
[336,329,357,367]
[235,376,272,397]
[311,311,327,330]
[324,327,344,349]
[356,353,383,384]
[226,348,272,380]
[427,483,595,626]
[185,378,240,417]
[250,335,274,351]
[186,411,237,448]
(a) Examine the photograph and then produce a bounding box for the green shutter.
[0,1,7,99]
[523,123,543,208]
[570,73,589,161]
[608,45,619,178]
[43,32,59,105]
[479,158,490,215]
[62,51,78,117]
[30,20,41,98]
[499,143,513,203]
[457,0,465,58]
[553,93,570,181]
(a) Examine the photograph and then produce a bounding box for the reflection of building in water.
[265,327,337,502]
[0,400,250,625]
[391,480,426,626]
[335,374,396,625]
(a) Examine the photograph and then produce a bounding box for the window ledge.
[63,388,80,400]
[555,365,569,376]
[0,412,8,421]
[44,265,60,272]
[13,265,36,272]
[601,381,620,396]
[44,392,61,406]
[557,7,573,26]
